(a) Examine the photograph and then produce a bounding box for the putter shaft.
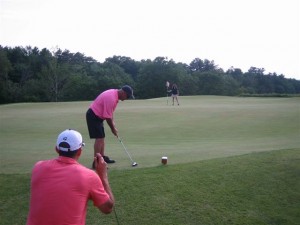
[117,137,137,166]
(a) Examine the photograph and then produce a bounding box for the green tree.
[1,45,300,103]
[0,47,12,103]
[137,57,182,99]
[105,56,140,81]
[193,72,224,95]
[189,58,218,72]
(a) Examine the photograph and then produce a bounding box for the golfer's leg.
[94,138,105,157]
[176,96,179,105]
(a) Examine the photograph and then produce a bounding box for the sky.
[1,0,299,80]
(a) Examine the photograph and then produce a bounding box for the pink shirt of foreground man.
[26,129,115,225]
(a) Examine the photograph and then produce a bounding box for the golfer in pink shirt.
[86,85,134,167]
[26,129,115,225]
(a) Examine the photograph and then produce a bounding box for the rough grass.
[0,149,299,225]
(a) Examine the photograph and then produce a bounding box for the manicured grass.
[0,96,299,224]
[0,96,299,173]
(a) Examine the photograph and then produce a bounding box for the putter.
[117,136,138,167]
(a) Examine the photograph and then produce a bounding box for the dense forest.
[0,45,299,104]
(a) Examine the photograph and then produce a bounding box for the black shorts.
[86,108,105,138]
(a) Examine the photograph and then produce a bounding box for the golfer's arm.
[106,118,115,131]
[98,178,115,214]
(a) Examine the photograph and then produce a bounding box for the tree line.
[0,45,299,104]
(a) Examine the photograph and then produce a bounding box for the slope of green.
[0,96,299,173]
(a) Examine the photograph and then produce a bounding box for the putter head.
[132,162,138,167]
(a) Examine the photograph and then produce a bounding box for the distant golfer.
[86,85,134,167]
[27,129,115,225]
[171,83,180,106]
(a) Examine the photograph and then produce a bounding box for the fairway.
[0,96,299,173]
[1,96,300,225]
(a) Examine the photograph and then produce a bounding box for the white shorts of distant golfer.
[171,94,179,105]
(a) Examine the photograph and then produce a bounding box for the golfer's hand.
[94,153,108,178]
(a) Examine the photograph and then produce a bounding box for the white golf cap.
[56,129,85,152]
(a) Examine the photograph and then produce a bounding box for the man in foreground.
[86,85,134,167]
[26,129,115,225]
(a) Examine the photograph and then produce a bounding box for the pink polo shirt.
[26,156,110,225]
[90,89,119,119]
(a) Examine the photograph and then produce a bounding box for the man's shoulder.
[34,158,54,166]
[102,89,117,94]
[100,89,118,102]
[76,164,98,176]
[75,165,101,184]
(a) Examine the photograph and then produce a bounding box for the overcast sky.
[1,0,299,79]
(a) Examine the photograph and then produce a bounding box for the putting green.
[0,96,299,173]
